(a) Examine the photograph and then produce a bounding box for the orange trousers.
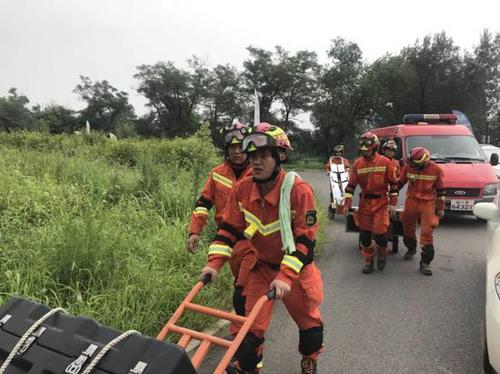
[242,261,324,356]
[401,197,439,246]
[355,199,389,235]
[230,246,256,287]
[355,199,390,261]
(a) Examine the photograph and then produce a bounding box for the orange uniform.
[345,153,399,261]
[399,161,445,247]
[188,161,253,283]
[207,170,324,369]
[324,156,351,172]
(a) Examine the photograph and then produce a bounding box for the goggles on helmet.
[224,127,250,144]
[359,138,377,147]
[242,133,276,153]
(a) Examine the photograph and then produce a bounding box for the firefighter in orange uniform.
[200,123,324,374]
[187,122,253,325]
[381,140,400,178]
[399,147,445,276]
[381,140,401,253]
[342,132,399,274]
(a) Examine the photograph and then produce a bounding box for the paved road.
[200,170,487,374]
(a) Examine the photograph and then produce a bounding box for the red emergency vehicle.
[370,113,499,214]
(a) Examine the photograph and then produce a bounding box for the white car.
[480,144,500,179]
[474,194,500,373]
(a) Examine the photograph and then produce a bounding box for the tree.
[0,88,31,132]
[243,46,282,122]
[275,47,319,131]
[202,64,249,142]
[311,38,370,155]
[135,58,210,137]
[31,104,78,134]
[463,30,500,144]
[74,76,135,133]
[401,32,465,113]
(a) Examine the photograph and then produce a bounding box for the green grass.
[0,129,234,337]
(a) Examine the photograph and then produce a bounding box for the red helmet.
[222,122,250,145]
[409,147,431,169]
[242,123,293,153]
[382,140,398,152]
[359,132,379,153]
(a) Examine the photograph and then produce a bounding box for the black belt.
[360,193,385,199]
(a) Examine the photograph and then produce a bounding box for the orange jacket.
[206,170,318,287]
[324,156,351,172]
[345,153,399,206]
[188,161,251,235]
[399,162,445,210]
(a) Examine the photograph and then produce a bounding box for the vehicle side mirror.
[490,153,499,166]
[473,202,500,221]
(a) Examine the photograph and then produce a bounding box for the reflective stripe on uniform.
[212,172,233,189]
[281,254,304,274]
[357,166,387,175]
[208,244,232,257]
[193,207,209,216]
[407,173,438,181]
[242,208,280,236]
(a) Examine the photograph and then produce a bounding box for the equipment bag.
[0,297,197,374]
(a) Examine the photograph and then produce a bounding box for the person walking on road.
[200,123,324,374]
[187,122,254,331]
[399,147,445,276]
[381,140,402,253]
[342,132,399,274]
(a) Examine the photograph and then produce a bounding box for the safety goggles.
[359,138,376,147]
[224,127,250,144]
[242,133,276,152]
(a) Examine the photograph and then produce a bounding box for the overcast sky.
[1,0,499,121]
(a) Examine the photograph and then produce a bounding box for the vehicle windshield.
[406,135,487,162]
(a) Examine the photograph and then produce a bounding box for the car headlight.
[496,273,500,300]
[484,183,498,196]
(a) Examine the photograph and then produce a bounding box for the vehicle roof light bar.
[403,113,457,124]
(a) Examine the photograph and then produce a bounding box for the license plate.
[450,199,475,211]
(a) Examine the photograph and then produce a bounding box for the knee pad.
[403,237,417,251]
[359,231,372,248]
[374,234,388,247]
[421,244,435,264]
[299,325,324,356]
[235,332,264,371]
[233,286,246,316]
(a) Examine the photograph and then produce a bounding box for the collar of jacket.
[249,169,286,206]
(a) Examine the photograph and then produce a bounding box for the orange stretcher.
[156,274,274,374]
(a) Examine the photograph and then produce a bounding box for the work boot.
[301,357,318,374]
[377,255,387,271]
[362,260,374,274]
[419,262,432,276]
[403,249,416,260]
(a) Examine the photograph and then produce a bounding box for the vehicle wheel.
[484,332,495,373]
[477,217,488,224]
